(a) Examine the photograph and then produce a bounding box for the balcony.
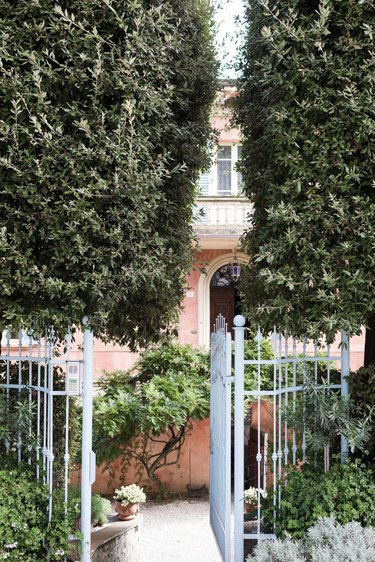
[193,196,252,247]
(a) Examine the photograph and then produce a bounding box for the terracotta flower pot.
[244,502,259,514]
[115,500,139,521]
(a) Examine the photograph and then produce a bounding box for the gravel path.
[140,498,222,562]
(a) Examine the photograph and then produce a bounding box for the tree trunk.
[364,313,375,368]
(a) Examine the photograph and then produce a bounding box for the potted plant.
[113,484,146,521]
[243,487,267,515]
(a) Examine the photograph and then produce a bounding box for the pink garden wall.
[91,418,210,495]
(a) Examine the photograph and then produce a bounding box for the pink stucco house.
[92,82,365,495]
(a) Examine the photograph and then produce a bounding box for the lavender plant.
[247,518,375,562]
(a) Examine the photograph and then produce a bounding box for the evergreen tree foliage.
[235,0,374,344]
[0,0,217,347]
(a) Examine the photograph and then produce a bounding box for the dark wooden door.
[210,287,235,334]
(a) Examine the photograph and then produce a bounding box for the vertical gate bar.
[314,341,318,384]
[283,334,289,466]
[277,334,282,502]
[301,338,307,463]
[256,327,262,534]
[271,329,278,526]
[5,330,10,454]
[47,329,55,521]
[64,330,72,512]
[326,343,332,472]
[81,319,94,562]
[64,394,70,513]
[327,345,331,386]
[28,332,33,465]
[340,331,350,463]
[210,328,220,555]
[292,338,297,465]
[36,337,42,480]
[234,315,246,562]
[17,329,23,463]
[225,331,232,562]
[209,332,215,537]
[42,333,48,482]
[263,433,268,492]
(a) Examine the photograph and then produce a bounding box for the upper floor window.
[198,144,243,197]
[217,146,232,195]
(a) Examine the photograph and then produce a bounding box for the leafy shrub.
[93,343,210,493]
[263,459,375,538]
[350,365,375,461]
[284,378,373,468]
[247,518,375,562]
[68,486,112,527]
[0,362,81,483]
[0,389,36,458]
[91,494,112,527]
[0,464,78,561]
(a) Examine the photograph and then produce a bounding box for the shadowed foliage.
[235,0,374,350]
[0,0,217,347]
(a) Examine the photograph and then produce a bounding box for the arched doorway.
[197,252,247,348]
[210,264,240,336]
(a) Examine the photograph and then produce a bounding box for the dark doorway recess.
[210,263,244,336]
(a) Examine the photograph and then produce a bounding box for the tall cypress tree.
[236,0,375,363]
[0,0,217,347]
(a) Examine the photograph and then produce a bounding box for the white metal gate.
[210,314,232,562]
[0,324,95,561]
[210,314,350,562]
[233,315,349,561]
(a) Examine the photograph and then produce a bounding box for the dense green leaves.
[0,463,78,560]
[262,459,375,539]
[93,343,210,491]
[285,378,373,459]
[0,0,217,347]
[236,0,375,341]
[350,365,375,461]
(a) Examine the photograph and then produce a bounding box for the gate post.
[81,318,95,561]
[234,315,246,562]
[340,331,350,463]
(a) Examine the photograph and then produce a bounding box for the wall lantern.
[230,249,241,282]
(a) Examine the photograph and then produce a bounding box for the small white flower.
[243,487,267,504]
[5,543,17,549]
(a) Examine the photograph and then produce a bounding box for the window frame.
[198,143,243,197]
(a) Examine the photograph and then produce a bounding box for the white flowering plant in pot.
[113,484,146,507]
[243,487,267,505]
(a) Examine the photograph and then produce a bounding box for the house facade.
[180,83,250,349]
[92,82,366,494]
[93,82,250,494]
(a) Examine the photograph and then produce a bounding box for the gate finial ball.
[233,315,246,327]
